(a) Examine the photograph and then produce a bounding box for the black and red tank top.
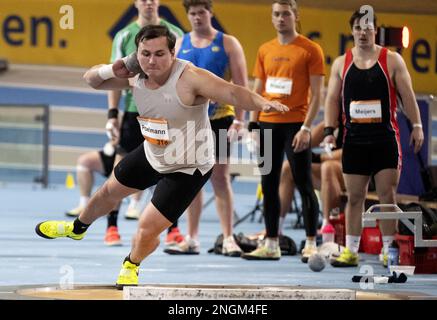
[341,47,400,145]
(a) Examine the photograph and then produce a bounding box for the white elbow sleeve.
[98,64,115,80]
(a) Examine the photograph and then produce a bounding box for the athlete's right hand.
[261,100,289,113]
[106,118,120,144]
[321,135,337,150]
[113,59,137,78]
[410,126,424,154]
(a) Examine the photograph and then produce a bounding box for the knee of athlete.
[321,160,340,176]
[210,171,230,189]
[79,154,100,172]
[137,227,160,244]
[378,188,397,203]
[77,155,92,173]
[76,164,91,174]
[211,176,231,191]
[347,191,366,207]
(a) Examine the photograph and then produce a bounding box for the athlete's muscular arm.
[187,66,288,113]
[304,75,324,129]
[108,91,122,112]
[292,74,324,152]
[224,35,249,125]
[106,89,122,144]
[323,56,344,148]
[83,60,134,90]
[249,78,264,122]
[390,51,424,153]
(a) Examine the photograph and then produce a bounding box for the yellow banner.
[0,0,130,66]
[0,1,436,93]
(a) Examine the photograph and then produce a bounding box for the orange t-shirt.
[253,35,325,123]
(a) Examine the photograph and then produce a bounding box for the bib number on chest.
[265,77,292,95]
[350,100,382,123]
[137,116,170,147]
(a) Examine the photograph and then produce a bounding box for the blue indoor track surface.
[1,181,436,299]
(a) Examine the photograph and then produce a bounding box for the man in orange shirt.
[242,0,325,262]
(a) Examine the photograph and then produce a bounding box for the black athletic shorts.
[210,115,234,161]
[114,143,212,222]
[342,138,400,176]
[98,150,116,178]
[117,111,144,155]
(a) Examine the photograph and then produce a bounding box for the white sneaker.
[124,207,140,220]
[222,236,242,257]
[65,206,83,217]
[164,235,200,255]
[301,246,318,263]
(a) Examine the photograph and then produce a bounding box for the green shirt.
[110,20,184,113]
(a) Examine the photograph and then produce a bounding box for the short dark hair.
[273,0,297,9]
[183,0,213,13]
[135,25,176,50]
[349,10,377,29]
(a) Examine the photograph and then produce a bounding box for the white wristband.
[105,121,114,140]
[413,123,423,128]
[98,64,115,80]
[233,119,243,125]
[300,125,311,133]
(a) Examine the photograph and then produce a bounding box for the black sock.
[73,218,90,234]
[167,220,178,234]
[124,254,140,266]
[107,210,118,228]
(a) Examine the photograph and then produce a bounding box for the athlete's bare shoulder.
[331,54,346,78]
[223,33,243,53]
[386,48,404,64]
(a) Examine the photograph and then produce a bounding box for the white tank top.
[132,59,215,175]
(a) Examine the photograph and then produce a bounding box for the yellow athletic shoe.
[35,221,85,240]
[241,245,281,260]
[382,252,388,268]
[116,260,139,290]
[330,247,359,267]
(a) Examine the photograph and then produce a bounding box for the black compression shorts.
[117,111,144,155]
[342,138,400,176]
[113,144,212,222]
[98,150,116,177]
